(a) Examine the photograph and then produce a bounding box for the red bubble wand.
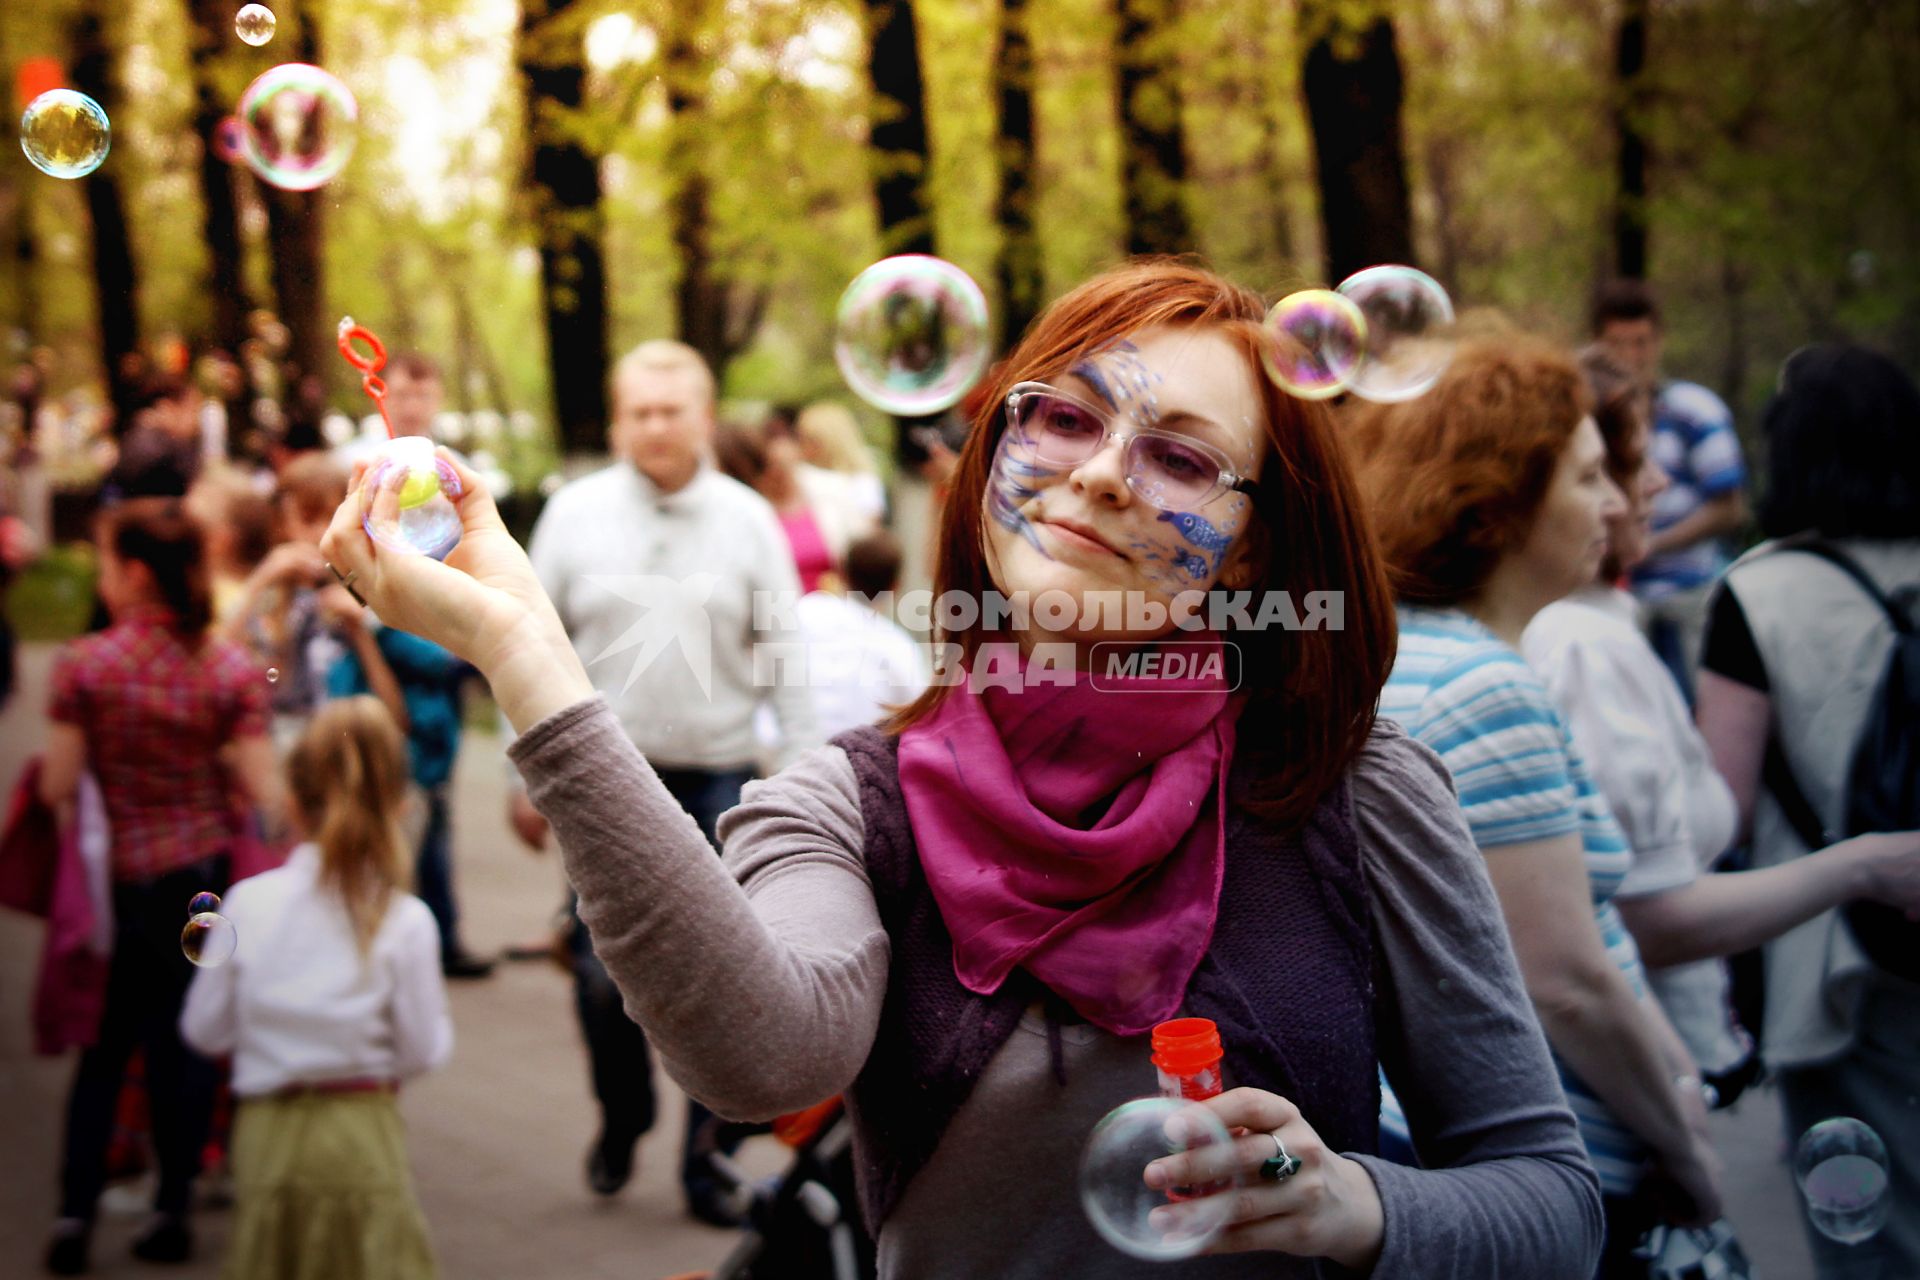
[336,317,392,439]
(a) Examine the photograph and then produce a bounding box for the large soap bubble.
[1079,1096,1235,1261]
[362,435,463,561]
[1794,1117,1889,1245]
[833,255,991,416]
[1261,289,1366,400]
[1336,265,1456,403]
[20,89,111,179]
[238,62,358,192]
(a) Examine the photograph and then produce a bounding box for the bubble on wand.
[339,318,463,560]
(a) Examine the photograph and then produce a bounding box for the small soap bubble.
[1262,290,1366,400]
[20,89,111,180]
[187,891,222,916]
[264,665,280,684]
[833,255,990,416]
[1080,1097,1234,1261]
[234,4,276,46]
[237,62,357,192]
[1336,265,1456,403]
[362,435,462,560]
[182,912,238,968]
[211,115,247,164]
[1794,1118,1889,1245]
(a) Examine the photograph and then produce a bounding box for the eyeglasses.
[1002,382,1259,512]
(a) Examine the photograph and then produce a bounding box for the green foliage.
[3,0,1916,460]
[6,540,96,640]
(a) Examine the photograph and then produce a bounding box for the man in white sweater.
[507,340,818,1224]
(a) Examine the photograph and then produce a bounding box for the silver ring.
[1258,1132,1302,1182]
[324,560,367,606]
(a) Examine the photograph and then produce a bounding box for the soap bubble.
[265,666,280,684]
[237,63,357,192]
[1794,1118,1889,1245]
[20,89,111,180]
[1079,1096,1235,1261]
[187,891,222,916]
[182,912,238,968]
[211,115,247,164]
[362,435,462,560]
[234,4,276,46]
[1336,265,1456,403]
[833,255,990,416]
[1261,290,1366,400]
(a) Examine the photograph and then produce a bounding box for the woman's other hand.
[319,449,592,732]
[1141,1087,1385,1272]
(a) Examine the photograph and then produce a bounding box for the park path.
[0,641,1815,1277]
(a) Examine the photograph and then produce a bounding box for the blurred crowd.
[2,272,1917,1280]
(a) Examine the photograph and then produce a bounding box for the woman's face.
[1605,416,1670,575]
[981,325,1266,646]
[764,430,803,476]
[1513,417,1627,601]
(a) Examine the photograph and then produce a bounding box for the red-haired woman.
[39,499,281,1274]
[322,262,1601,1276]
[1349,340,1723,1276]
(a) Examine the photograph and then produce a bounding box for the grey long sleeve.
[512,695,888,1118]
[513,697,1601,1276]
[1349,723,1604,1277]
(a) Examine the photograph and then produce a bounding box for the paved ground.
[0,640,1818,1277]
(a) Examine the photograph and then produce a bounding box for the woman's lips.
[1042,519,1123,558]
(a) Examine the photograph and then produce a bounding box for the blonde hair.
[795,402,876,475]
[287,697,412,956]
[611,340,716,409]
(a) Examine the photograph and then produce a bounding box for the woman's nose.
[1069,434,1132,505]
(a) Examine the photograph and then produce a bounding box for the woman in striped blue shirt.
[1349,338,1724,1277]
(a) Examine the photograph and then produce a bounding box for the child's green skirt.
[224,1089,436,1280]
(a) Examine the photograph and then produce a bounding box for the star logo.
[582,573,718,698]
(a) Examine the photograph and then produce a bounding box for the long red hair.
[886,259,1397,830]
[1346,337,1591,606]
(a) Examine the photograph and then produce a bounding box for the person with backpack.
[1524,352,1920,1115]
[1696,343,1920,1278]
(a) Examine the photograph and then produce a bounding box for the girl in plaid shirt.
[41,498,280,1275]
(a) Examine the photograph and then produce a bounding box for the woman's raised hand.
[319,448,593,732]
[1141,1088,1385,1272]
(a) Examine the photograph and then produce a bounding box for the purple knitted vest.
[833,724,1379,1231]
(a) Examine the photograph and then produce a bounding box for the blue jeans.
[571,766,753,1206]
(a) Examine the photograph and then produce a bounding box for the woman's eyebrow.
[1060,366,1233,445]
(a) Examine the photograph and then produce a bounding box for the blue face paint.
[1071,359,1120,410]
[988,436,1058,557]
[1157,510,1233,555]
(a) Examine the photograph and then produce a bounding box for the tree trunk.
[1299,8,1415,283]
[865,0,935,256]
[1117,0,1192,256]
[1612,0,1650,279]
[663,2,765,384]
[69,0,141,406]
[519,0,608,455]
[262,4,327,385]
[186,0,249,354]
[864,0,940,472]
[993,0,1041,348]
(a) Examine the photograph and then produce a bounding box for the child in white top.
[182,695,452,1280]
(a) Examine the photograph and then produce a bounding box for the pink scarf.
[897,642,1236,1035]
